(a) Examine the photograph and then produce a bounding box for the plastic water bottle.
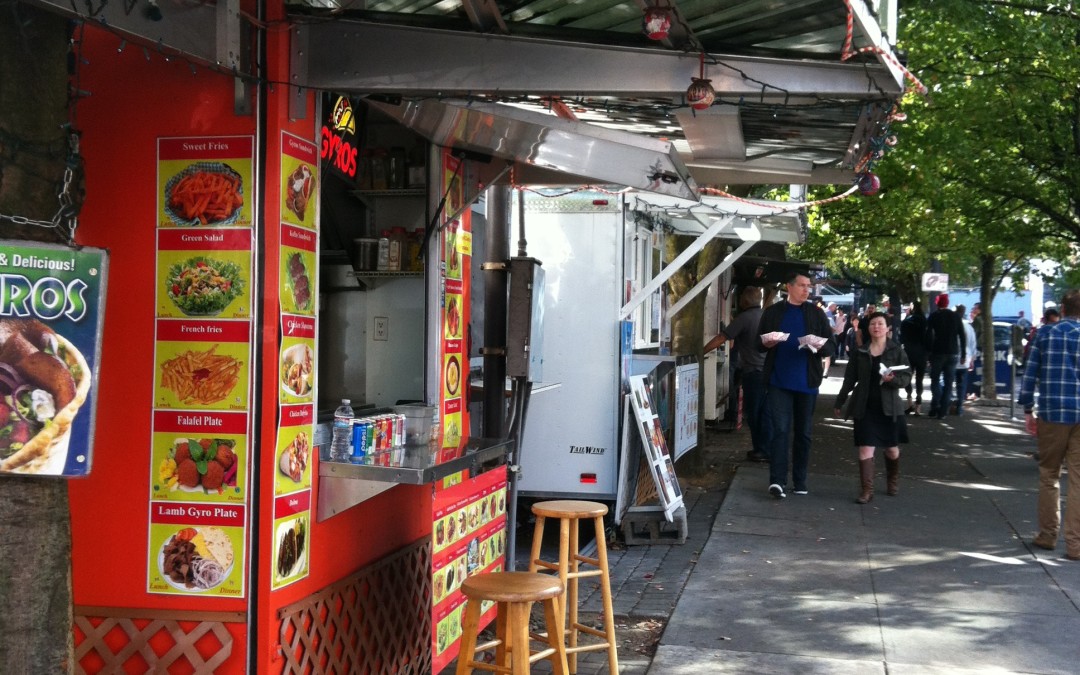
[331,399,354,461]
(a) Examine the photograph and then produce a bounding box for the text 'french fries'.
[168,170,243,225]
[161,345,242,405]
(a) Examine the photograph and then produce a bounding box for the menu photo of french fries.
[156,343,248,410]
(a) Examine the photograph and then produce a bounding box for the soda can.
[394,413,405,447]
[350,421,369,462]
[376,415,390,451]
[366,419,376,453]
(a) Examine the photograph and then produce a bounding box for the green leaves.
[800,0,1079,295]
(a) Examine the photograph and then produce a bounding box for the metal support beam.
[619,214,736,320]
[27,0,246,93]
[848,0,907,92]
[292,21,902,100]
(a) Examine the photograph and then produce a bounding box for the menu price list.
[148,135,256,598]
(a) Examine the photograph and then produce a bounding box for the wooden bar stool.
[528,500,619,674]
[455,571,569,675]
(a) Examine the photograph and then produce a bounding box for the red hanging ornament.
[857,172,881,196]
[643,6,672,40]
[687,53,715,111]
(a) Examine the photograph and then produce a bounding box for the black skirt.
[853,356,909,447]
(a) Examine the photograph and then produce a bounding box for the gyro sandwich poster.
[0,240,108,478]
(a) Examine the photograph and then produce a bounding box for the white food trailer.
[513,188,804,501]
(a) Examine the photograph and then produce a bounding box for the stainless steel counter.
[315,433,513,520]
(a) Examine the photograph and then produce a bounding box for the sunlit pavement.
[650,360,1080,674]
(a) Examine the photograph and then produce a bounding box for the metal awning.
[366,98,699,200]
[620,195,804,318]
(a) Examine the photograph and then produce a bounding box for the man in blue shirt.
[758,271,835,498]
[1018,289,1080,561]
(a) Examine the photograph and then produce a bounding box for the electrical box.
[507,256,545,381]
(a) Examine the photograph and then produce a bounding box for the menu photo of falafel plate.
[272,489,311,589]
[153,320,250,411]
[279,226,316,316]
[280,132,318,230]
[147,501,245,597]
[157,136,254,228]
[150,410,246,503]
[156,230,251,320]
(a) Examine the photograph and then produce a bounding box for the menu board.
[436,150,471,474]
[148,135,255,597]
[271,132,319,590]
[629,374,683,520]
[673,361,699,460]
[430,468,507,673]
[0,240,108,477]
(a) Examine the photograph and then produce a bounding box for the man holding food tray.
[757,271,835,499]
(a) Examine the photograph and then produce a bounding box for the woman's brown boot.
[856,458,875,504]
[885,456,900,496]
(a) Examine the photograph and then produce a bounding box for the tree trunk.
[0,8,76,673]
[979,254,998,399]
[664,234,727,475]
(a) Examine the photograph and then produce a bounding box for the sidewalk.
[650,363,1080,673]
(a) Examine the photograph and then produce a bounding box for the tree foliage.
[797,0,1080,296]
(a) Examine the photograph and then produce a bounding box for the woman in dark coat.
[900,300,928,414]
[834,312,912,503]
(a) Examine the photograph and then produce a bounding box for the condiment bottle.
[408,227,425,272]
[377,230,391,271]
[388,226,406,271]
[388,146,407,189]
[370,148,388,190]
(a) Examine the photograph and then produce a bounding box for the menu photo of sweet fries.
[162,162,247,227]
[156,343,247,409]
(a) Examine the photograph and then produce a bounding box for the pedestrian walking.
[900,300,927,415]
[953,304,978,415]
[1018,290,1080,561]
[925,294,966,420]
[706,286,770,463]
[758,271,835,498]
[834,312,911,503]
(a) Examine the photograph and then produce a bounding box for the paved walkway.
[458,361,1080,673]
[651,364,1080,673]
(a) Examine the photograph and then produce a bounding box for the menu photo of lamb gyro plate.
[0,241,107,477]
[156,525,237,594]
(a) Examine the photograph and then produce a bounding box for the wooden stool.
[529,500,618,674]
[456,571,569,675]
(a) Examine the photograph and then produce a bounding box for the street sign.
[922,272,949,292]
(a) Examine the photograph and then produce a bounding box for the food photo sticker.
[281,251,314,315]
[444,354,461,398]
[156,343,247,410]
[0,317,94,475]
[444,294,462,339]
[276,430,311,494]
[279,341,314,402]
[444,222,461,280]
[155,436,244,502]
[161,161,247,227]
[156,525,237,594]
[274,515,308,584]
[282,162,316,227]
[159,253,248,319]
